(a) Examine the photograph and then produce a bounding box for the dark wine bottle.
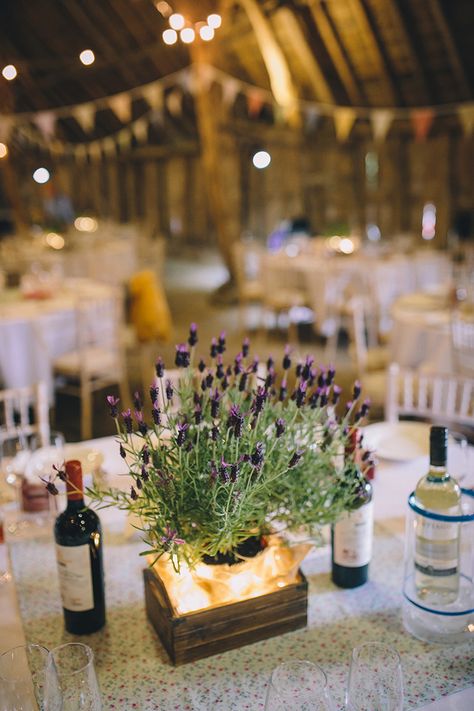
[54,460,105,634]
[331,431,373,588]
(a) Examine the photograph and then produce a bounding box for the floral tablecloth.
[8,519,473,711]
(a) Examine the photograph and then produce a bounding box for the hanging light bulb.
[252,151,271,169]
[207,14,222,29]
[0,143,8,159]
[32,167,50,184]
[169,13,185,30]
[79,49,95,66]
[199,25,214,41]
[162,28,178,45]
[2,64,17,81]
[180,27,195,44]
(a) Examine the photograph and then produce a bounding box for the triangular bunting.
[247,88,266,118]
[458,105,474,137]
[334,107,356,143]
[221,76,240,107]
[34,111,56,141]
[411,109,434,142]
[73,104,96,133]
[166,88,183,118]
[101,136,116,156]
[117,128,132,150]
[370,109,394,143]
[132,118,148,143]
[194,64,216,93]
[109,93,132,124]
[142,82,164,110]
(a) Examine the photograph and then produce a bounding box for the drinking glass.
[345,643,403,711]
[45,643,101,711]
[0,643,54,710]
[265,660,336,711]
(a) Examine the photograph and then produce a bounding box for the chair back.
[0,382,50,446]
[75,289,125,376]
[385,363,474,427]
[451,310,474,377]
[232,241,263,295]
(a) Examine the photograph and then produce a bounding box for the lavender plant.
[86,326,368,572]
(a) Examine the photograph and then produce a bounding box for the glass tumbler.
[265,660,336,711]
[0,643,52,710]
[45,643,101,711]
[345,643,403,711]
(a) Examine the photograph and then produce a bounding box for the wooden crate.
[143,566,308,665]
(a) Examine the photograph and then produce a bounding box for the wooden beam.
[428,0,472,99]
[345,0,401,105]
[239,0,302,126]
[391,0,435,104]
[307,0,364,105]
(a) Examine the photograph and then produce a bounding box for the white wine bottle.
[414,426,461,604]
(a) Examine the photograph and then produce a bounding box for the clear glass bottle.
[414,426,461,604]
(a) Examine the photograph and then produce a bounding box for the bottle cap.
[430,426,448,466]
[65,460,83,500]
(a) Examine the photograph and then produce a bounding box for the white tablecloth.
[0,279,119,398]
[389,291,452,373]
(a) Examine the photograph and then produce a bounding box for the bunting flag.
[334,107,356,143]
[247,88,266,118]
[221,76,240,107]
[457,105,474,137]
[142,83,164,110]
[370,109,394,143]
[132,118,148,143]
[34,111,56,141]
[102,136,116,156]
[166,88,183,117]
[117,128,132,150]
[411,108,434,142]
[109,93,132,124]
[73,104,96,133]
[195,63,217,93]
[304,105,321,132]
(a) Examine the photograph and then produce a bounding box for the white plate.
[362,421,430,461]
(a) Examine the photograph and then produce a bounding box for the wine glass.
[0,643,56,710]
[345,643,403,711]
[265,660,336,711]
[45,643,102,711]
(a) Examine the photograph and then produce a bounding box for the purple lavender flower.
[295,380,307,407]
[266,355,274,371]
[221,375,229,391]
[133,391,142,411]
[44,480,59,496]
[211,424,219,442]
[282,345,291,370]
[193,391,203,407]
[130,486,138,501]
[288,450,304,468]
[239,372,248,392]
[250,442,264,468]
[279,379,287,402]
[210,337,218,358]
[353,380,362,400]
[295,362,303,378]
[152,404,161,426]
[210,389,220,419]
[253,386,267,415]
[309,387,321,409]
[135,476,143,490]
[205,371,214,388]
[230,463,239,483]
[216,355,224,379]
[165,380,174,401]
[176,422,189,447]
[119,443,126,459]
[265,368,275,389]
[275,418,285,438]
[320,388,328,407]
[175,344,190,368]
[326,365,336,386]
[188,322,198,347]
[141,465,149,482]
[106,395,120,418]
[135,410,148,435]
[141,445,150,465]
[332,384,342,405]
[360,398,371,417]
[242,337,250,357]
[210,460,218,482]
[317,370,326,388]
[194,405,202,424]
[198,358,206,373]
[345,400,354,412]
[121,409,133,434]
[217,331,226,354]
[149,384,159,405]
[308,368,317,387]
[234,352,243,375]
[219,458,229,483]
[155,357,165,378]
[301,355,314,382]
[250,356,259,373]
[161,526,185,548]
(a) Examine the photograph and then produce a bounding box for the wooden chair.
[451,309,474,377]
[260,252,306,343]
[385,362,474,428]
[0,382,50,447]
[231,240,264,333]
[53,290,129,441]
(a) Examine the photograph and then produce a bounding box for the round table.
[0,279,120,399]
[389,291,452,373]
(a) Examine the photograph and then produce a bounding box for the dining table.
[1,428,473,710]
[0,278,120,401]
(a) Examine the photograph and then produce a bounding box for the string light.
[162,29,178,45]
[79,49,95,66]
[207,14,222,29]
[0,143,8,159]
[2,64,17,81]
[199,25,214,41]
[32,167,50,184]
[155,1,172,16]
[46,232,65,250]
[180,27,195,44]
[252,150,271,169]
[169,13,185,30]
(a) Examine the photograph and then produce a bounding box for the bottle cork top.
[430,426,448,467]
[65,460,83,500]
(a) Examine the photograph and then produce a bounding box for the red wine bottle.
[54,460,105,634]
[331,431,373,588]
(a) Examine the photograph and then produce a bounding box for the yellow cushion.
[129,270,172,343]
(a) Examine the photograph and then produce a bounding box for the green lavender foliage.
[90,333,364,572]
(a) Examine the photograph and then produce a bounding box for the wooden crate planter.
[143,566,308,665]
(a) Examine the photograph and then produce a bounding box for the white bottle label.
[333,501,373,567]
[56,544,94,612]
[415,514,460,576]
